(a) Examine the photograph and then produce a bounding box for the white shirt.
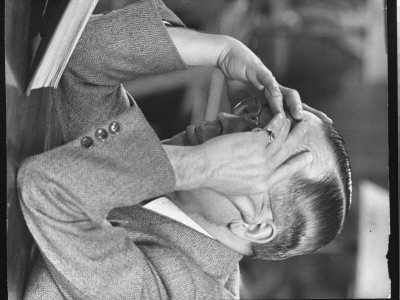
[144,197,215,239]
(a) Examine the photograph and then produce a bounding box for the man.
[50,0,313,206]
[19,99,351,299]
[162,99,352,261]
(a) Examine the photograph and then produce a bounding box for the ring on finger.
[266,129,275,144]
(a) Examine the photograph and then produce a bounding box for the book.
[26,0,99,96]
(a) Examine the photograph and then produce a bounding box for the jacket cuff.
[19,105,176,222]
[70,106,177,202]
[154,0,186,27]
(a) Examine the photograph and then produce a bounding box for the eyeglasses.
[232,97,262,126]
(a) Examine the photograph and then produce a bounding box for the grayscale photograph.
[7,0,392,299]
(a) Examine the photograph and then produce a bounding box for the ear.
[230,220,277,244]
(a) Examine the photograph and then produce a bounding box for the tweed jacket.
[19,108,243,300]
[48,1,189,249]
[52,0,188,143]
[20,1,246,298]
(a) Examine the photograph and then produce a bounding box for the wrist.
[198,33,229,67]
[216,36,239,69]
[167,28,229,67]
[162,145,211,191]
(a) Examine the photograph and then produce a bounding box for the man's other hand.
[218,38,303,121]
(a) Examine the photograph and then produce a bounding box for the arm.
[17,107,261,298]
[162,114,265,193]
[166,27,304,120]
[166,25,330,125]
[162,113,314,224]
[162,112,312,199]
[53,0,188,142]
[18,107,172,299]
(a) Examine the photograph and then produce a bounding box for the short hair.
[252,121,352,260]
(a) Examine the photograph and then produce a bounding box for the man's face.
[193,102,335,226]
[169,103,344,257]
[231,99,334,181]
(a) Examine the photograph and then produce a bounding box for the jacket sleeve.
[18,107,175,299]
[52,0,188,143]
[153,0,186,26]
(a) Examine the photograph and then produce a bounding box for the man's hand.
[225,79,334,127]
[225,78,304,123]
[218,115,314,224]
[166,27,303,121]
[164,113,312,198]
[218,38,304,121]
[217,37,281,104]
[303,103,333,125]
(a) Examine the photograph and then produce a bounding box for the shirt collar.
[144,197,215,239]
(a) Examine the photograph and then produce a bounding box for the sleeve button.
[95,128,108,141]
[81,136,94,149]
[109,122,121,135]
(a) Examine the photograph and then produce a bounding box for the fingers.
[273,122,308,163]
[264,115,291,154]
[303,103,333,125]
[225,79,255,107]
[247,193,268,224]
[228,195,256,224]
[257,68,281,97]
[261,113,285,135]
[265,87,284,116]
[228,194,266,224]
[279,85,303,121]
[253,67,284,115]
[269,151,313,186]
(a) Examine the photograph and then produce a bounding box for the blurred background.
[6,0,390,299]
[125,0,390,298]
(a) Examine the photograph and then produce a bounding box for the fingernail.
[321,113,332,123]
[270,90,280,97]
[277,114,286,127]
[271,83,280,97]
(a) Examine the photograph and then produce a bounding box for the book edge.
[26,0,99,95]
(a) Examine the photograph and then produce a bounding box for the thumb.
[226,195,256,224]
